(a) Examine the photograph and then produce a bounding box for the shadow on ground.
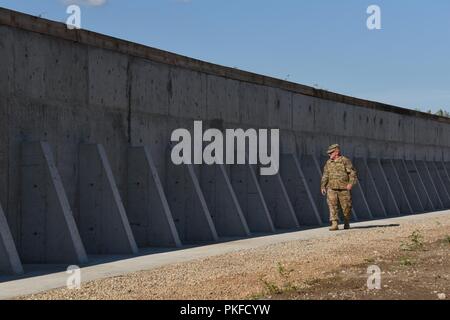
[350,224,400,230]
[0,222,404,283]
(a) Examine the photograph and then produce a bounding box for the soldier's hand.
[321,188,327,196]
[346,184,353,191]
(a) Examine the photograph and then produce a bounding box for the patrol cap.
[327,144,340,154]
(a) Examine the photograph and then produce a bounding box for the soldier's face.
[329,149,340,160]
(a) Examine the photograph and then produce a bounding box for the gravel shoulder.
[20,214,450,300]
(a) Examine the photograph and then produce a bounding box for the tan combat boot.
[344,218,350,230]
[329,220,339,231]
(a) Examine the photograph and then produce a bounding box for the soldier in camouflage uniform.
[320,144,358,231]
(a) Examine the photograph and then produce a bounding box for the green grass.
[259,278,283,295]
[256,262,298,297]
[444,235,450,244]
[248,293,265,300]
[304,278,321,286]
[277,262,294,279]
[399,257,415,266]
[401,230,424,251]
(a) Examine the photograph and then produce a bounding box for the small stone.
[437,293,446,300]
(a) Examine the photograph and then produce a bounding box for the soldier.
[320,144,358,231]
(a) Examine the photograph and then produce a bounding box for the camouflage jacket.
[320,156,358,190]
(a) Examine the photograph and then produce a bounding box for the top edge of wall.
[1,7,449,125]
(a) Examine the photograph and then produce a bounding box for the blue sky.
[1,0,449,112]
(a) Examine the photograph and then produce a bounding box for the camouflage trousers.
[326,189,352,222]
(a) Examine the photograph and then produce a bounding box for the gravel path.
[21,213,450,300]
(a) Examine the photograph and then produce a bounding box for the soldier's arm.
[344,158,358,186]
[320,163,329,190]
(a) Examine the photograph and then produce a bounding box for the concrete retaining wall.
[1,8,450,273]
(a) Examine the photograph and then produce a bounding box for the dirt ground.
[20,214,449,300]
[271,238,449,300]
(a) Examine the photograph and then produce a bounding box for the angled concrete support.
[346,157,372,221]
[392,160,424,213]
[415,160,444,210]
[0,202,23,275]
[200,165,250,237]
[166,163,218,243]
[404,160,434,211]
[318,156,358,222]
[354,158,387,218]
[258,168,299,230]
[127,147,182,248]
[228,164,275,233]
[20,142,88,264]
[427,162,450,208]
[444,162,450,184]
[79,144,138,254]
[299,155,328,224]
[280,154,322,226]
[366,158,400,216]
[380,159,413,214]
[436,161,450,202]
[349,173,373,221]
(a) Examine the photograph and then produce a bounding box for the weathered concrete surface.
[367,159,400,216]
[350,180,373,220]
[127,147,182,247]
[280,154,322,226]
[199,165,250,237]
[349,158,372,221]
[79,144,138,255]
[258,170,300,230]
[165,163,219,243]
[415,160,444,210]
[404,160,435,211]
[435,161,450,199]
[300,155,328,224]
[392,159,424,213]
[228,164,275,233]
[20,142,87,264]
[0,202,23,275]
[426,162,450,208]
[354,158,387,218]
[380,159,413,214]
[444,162,450,182]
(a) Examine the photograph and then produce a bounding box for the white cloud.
[62,0,107,7]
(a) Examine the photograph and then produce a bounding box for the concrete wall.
[1,8,450,271]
